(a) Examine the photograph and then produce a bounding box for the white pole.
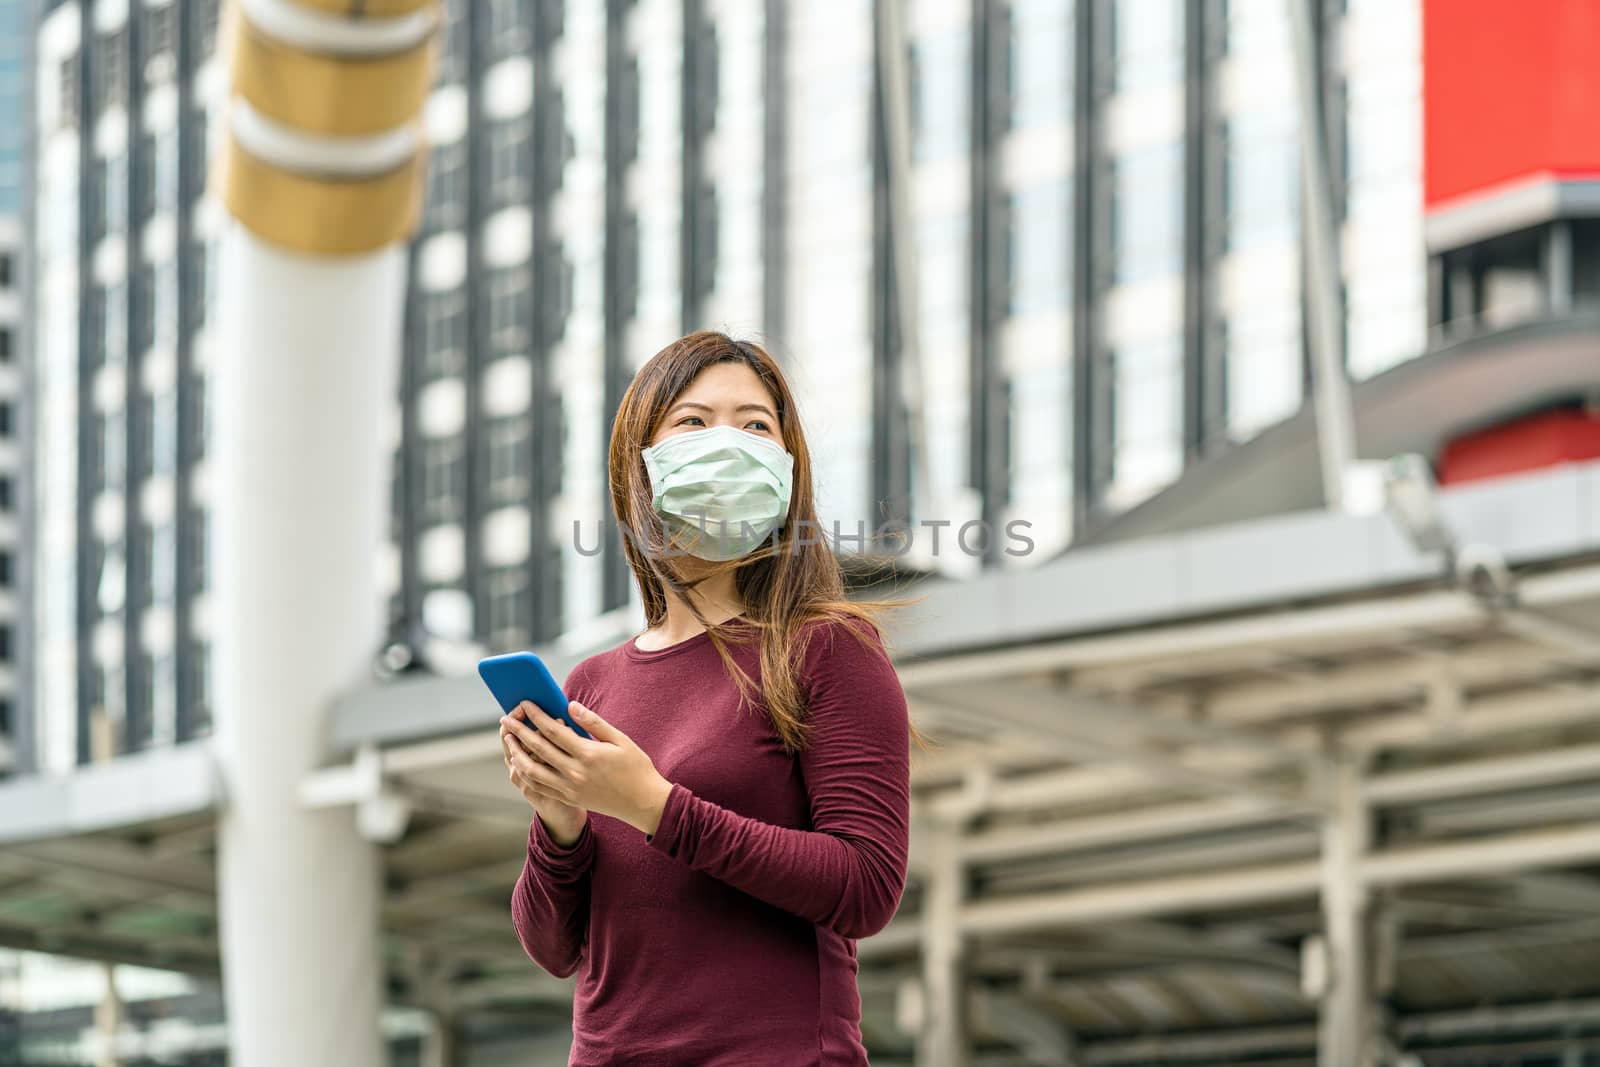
[209,0,438,1063]
[211,229,405,1067]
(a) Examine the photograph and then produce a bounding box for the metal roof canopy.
[1,459,1599,1065]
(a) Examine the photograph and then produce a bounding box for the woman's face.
[649,361,783,449]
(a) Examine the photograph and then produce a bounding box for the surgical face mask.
[641,424,795,561]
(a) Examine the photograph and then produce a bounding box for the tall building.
[0,0,24,773]
[27,0,222,775]
[22,0,1440,772]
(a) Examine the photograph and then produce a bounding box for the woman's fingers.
[514,702,591,758]
[502,713,584,774]
[506,742,578,803]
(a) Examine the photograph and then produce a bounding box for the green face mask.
[642,425,795,561]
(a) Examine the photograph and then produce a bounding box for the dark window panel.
[421,436,467,522]
[59,55,80,126]
[96,29,128,111]
[486,416,531,505]
[486,0,531,59]
[486,268,532,355]
[422,292,468,379]
[197,0,221,58]
[486,566,531,652]
[487,119,531,207]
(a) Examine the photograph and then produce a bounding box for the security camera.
[1383,453,1457,558]
[1455,542,1516,611]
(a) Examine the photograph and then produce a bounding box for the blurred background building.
[0,0,24,778]
[3,0,1600,1064]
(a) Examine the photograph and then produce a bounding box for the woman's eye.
[746,420,771,433]
[677,416,705,427]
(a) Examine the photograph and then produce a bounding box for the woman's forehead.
[671,362,778,409]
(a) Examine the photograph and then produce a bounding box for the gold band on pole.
[289,0,438,15]
[219,136,427,256]
[231,19,437,138]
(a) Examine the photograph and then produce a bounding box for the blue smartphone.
[477,652,594,740]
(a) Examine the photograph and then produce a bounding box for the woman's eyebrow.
[668,400,778,420]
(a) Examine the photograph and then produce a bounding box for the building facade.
[23,0,1430,772]
[0,0,25,774]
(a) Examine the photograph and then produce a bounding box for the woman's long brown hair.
[608,330,935,756]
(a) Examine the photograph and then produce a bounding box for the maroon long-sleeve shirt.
[511,615,912,1066]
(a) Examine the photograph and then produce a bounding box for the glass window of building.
[102,154,128,235]
[1105,336,1182,507]
[487,120,528,206]
[149,522,175,604]
[487,416,530,505]
[487,567,530,652]
[1111,142,1182,284]
[427,141,467,231]
[197,0,220,58]
[96,410,126,488]
[422,294,467,380]
[144,3,175,61]
[184,374,207,463]
[96,29,127,110]
[438,0,468,84]
[487,268,531,355]
[421,436,466,522]
[1111,0,1183,92]
[1224,111,1298,251]
[59,54,79,125]
[103,281,127,365]
[910,29,969,163]
[487,0,530,58]
[152,260,177,348]
[1010,0,1073,129]
[152,390,177,476]
[154,128,178,215]
[1009,179,1072,316]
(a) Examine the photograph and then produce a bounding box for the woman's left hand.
[500,701,674,837]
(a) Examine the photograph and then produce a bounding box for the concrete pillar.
[420,1008,460,1067]
[209,1,440,1065]
[1316,758,1378,1067]
[93,962,122,1067]
[918,826,969,1067]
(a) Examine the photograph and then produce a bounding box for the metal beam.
[970,990,1080,1066]
[923,687,1327,817]
[961,794,1294,865]
[956,818,1600,936]
[1363,743,1600,806]
[1286,0,1356,509]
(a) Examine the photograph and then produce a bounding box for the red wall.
[1424,0,1600,210]
[1439,408,1600,486]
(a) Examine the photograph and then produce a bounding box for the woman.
[499,331,922,1065]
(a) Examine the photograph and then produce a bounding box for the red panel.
[1423,0,1600,210]
[1438,408,1600,486]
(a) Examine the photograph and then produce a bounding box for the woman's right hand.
[501,704,588,847]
